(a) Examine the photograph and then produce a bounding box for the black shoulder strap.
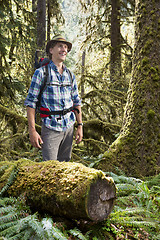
[67,68,73,83]
[36,65,49,109]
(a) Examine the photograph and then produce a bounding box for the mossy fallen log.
[0,159,116,221]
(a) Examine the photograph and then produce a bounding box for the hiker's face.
[49,42,68,62]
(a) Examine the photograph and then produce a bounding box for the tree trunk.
[32,0,37,12]
[110,0,121,84]
[47,0,50,41]
[37,0,46,52]
[99,0,160,177]
[0,159,116,222]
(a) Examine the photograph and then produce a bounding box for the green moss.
[155,65,160,73]
[151,73,159,81]
[142,40,154,54]
[150,10,155,15]
[148,66,160,81]
[150,67,157,73]
[151,14,157,21]
[0,159,116,220]
[142,7,147,14]
[141,57,149,66]
[147,109,156,120]
[0,162,16,190]
[2,159,110,201]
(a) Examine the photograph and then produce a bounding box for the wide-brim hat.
[46,35,72,53]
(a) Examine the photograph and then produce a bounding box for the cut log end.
[87,178,116,221]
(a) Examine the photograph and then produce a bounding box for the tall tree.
[47,0,51,41]
[110,0,121,84]
[37,0,46,52]
[0,0,63,161]
[99,0,160,177]
[0,0,36,104]
[73,0,134,157]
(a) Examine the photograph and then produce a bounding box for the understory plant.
[0,166,159,240]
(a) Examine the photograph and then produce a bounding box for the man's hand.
[26,107,43,148]
[75,125,83,144]
[29,129,43,149]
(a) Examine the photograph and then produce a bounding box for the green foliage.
[0,104,43,162]
[107,172,160,239]
[0,197,70,240]
[68,228,90,240]
[147,109,156,120]
[69,0,135,160]
[0,0,36,106]
[0,166,19,197]
[42,218,68,240]
[0,0,159,239]
[0,170,159,240]
[0,0,38,162]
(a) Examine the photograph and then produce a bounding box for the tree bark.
[47,0,50,41]
[99,0,160,177]
[0,159,116,222]
[110,0,122,84]
[32,0,37,12]
[37,0,46,51]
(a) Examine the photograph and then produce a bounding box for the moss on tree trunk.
[0,104,41,133]
[98,0,160,177]
[0,159,116,221]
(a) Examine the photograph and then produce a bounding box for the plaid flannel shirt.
[24,61,81,131]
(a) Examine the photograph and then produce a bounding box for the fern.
[0,222,20,238]
[9,231,27,240]
[0,211,21,225]
[116,183,138,196]
[102,172,160,239]
[0,220,19,232]
[0,197,17,206]
[0,166,19,197]
[69,227,89,240]
[42,217,68,240]
[0,198,42,239]
[0,205,17,216]
[0,165,8,177]
[111,207,158,226]
[23,227,35,240]
[0,196,70,240]
[25,214,46,240]
[79,221,116,240]
[0,171,159,240]
[146,174,160,188]
[105,172,143,185]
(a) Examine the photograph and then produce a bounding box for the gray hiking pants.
[41,124,74,162]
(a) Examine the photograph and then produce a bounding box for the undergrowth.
[0,164,159,240]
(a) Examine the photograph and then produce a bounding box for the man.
[25,35,83,161]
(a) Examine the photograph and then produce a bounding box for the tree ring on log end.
[87,178,116,221]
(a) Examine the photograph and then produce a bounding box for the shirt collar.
[49,60,67,73]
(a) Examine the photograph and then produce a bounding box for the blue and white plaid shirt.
[24,61,81,131]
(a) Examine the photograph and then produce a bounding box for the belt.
[39,107,79,118]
